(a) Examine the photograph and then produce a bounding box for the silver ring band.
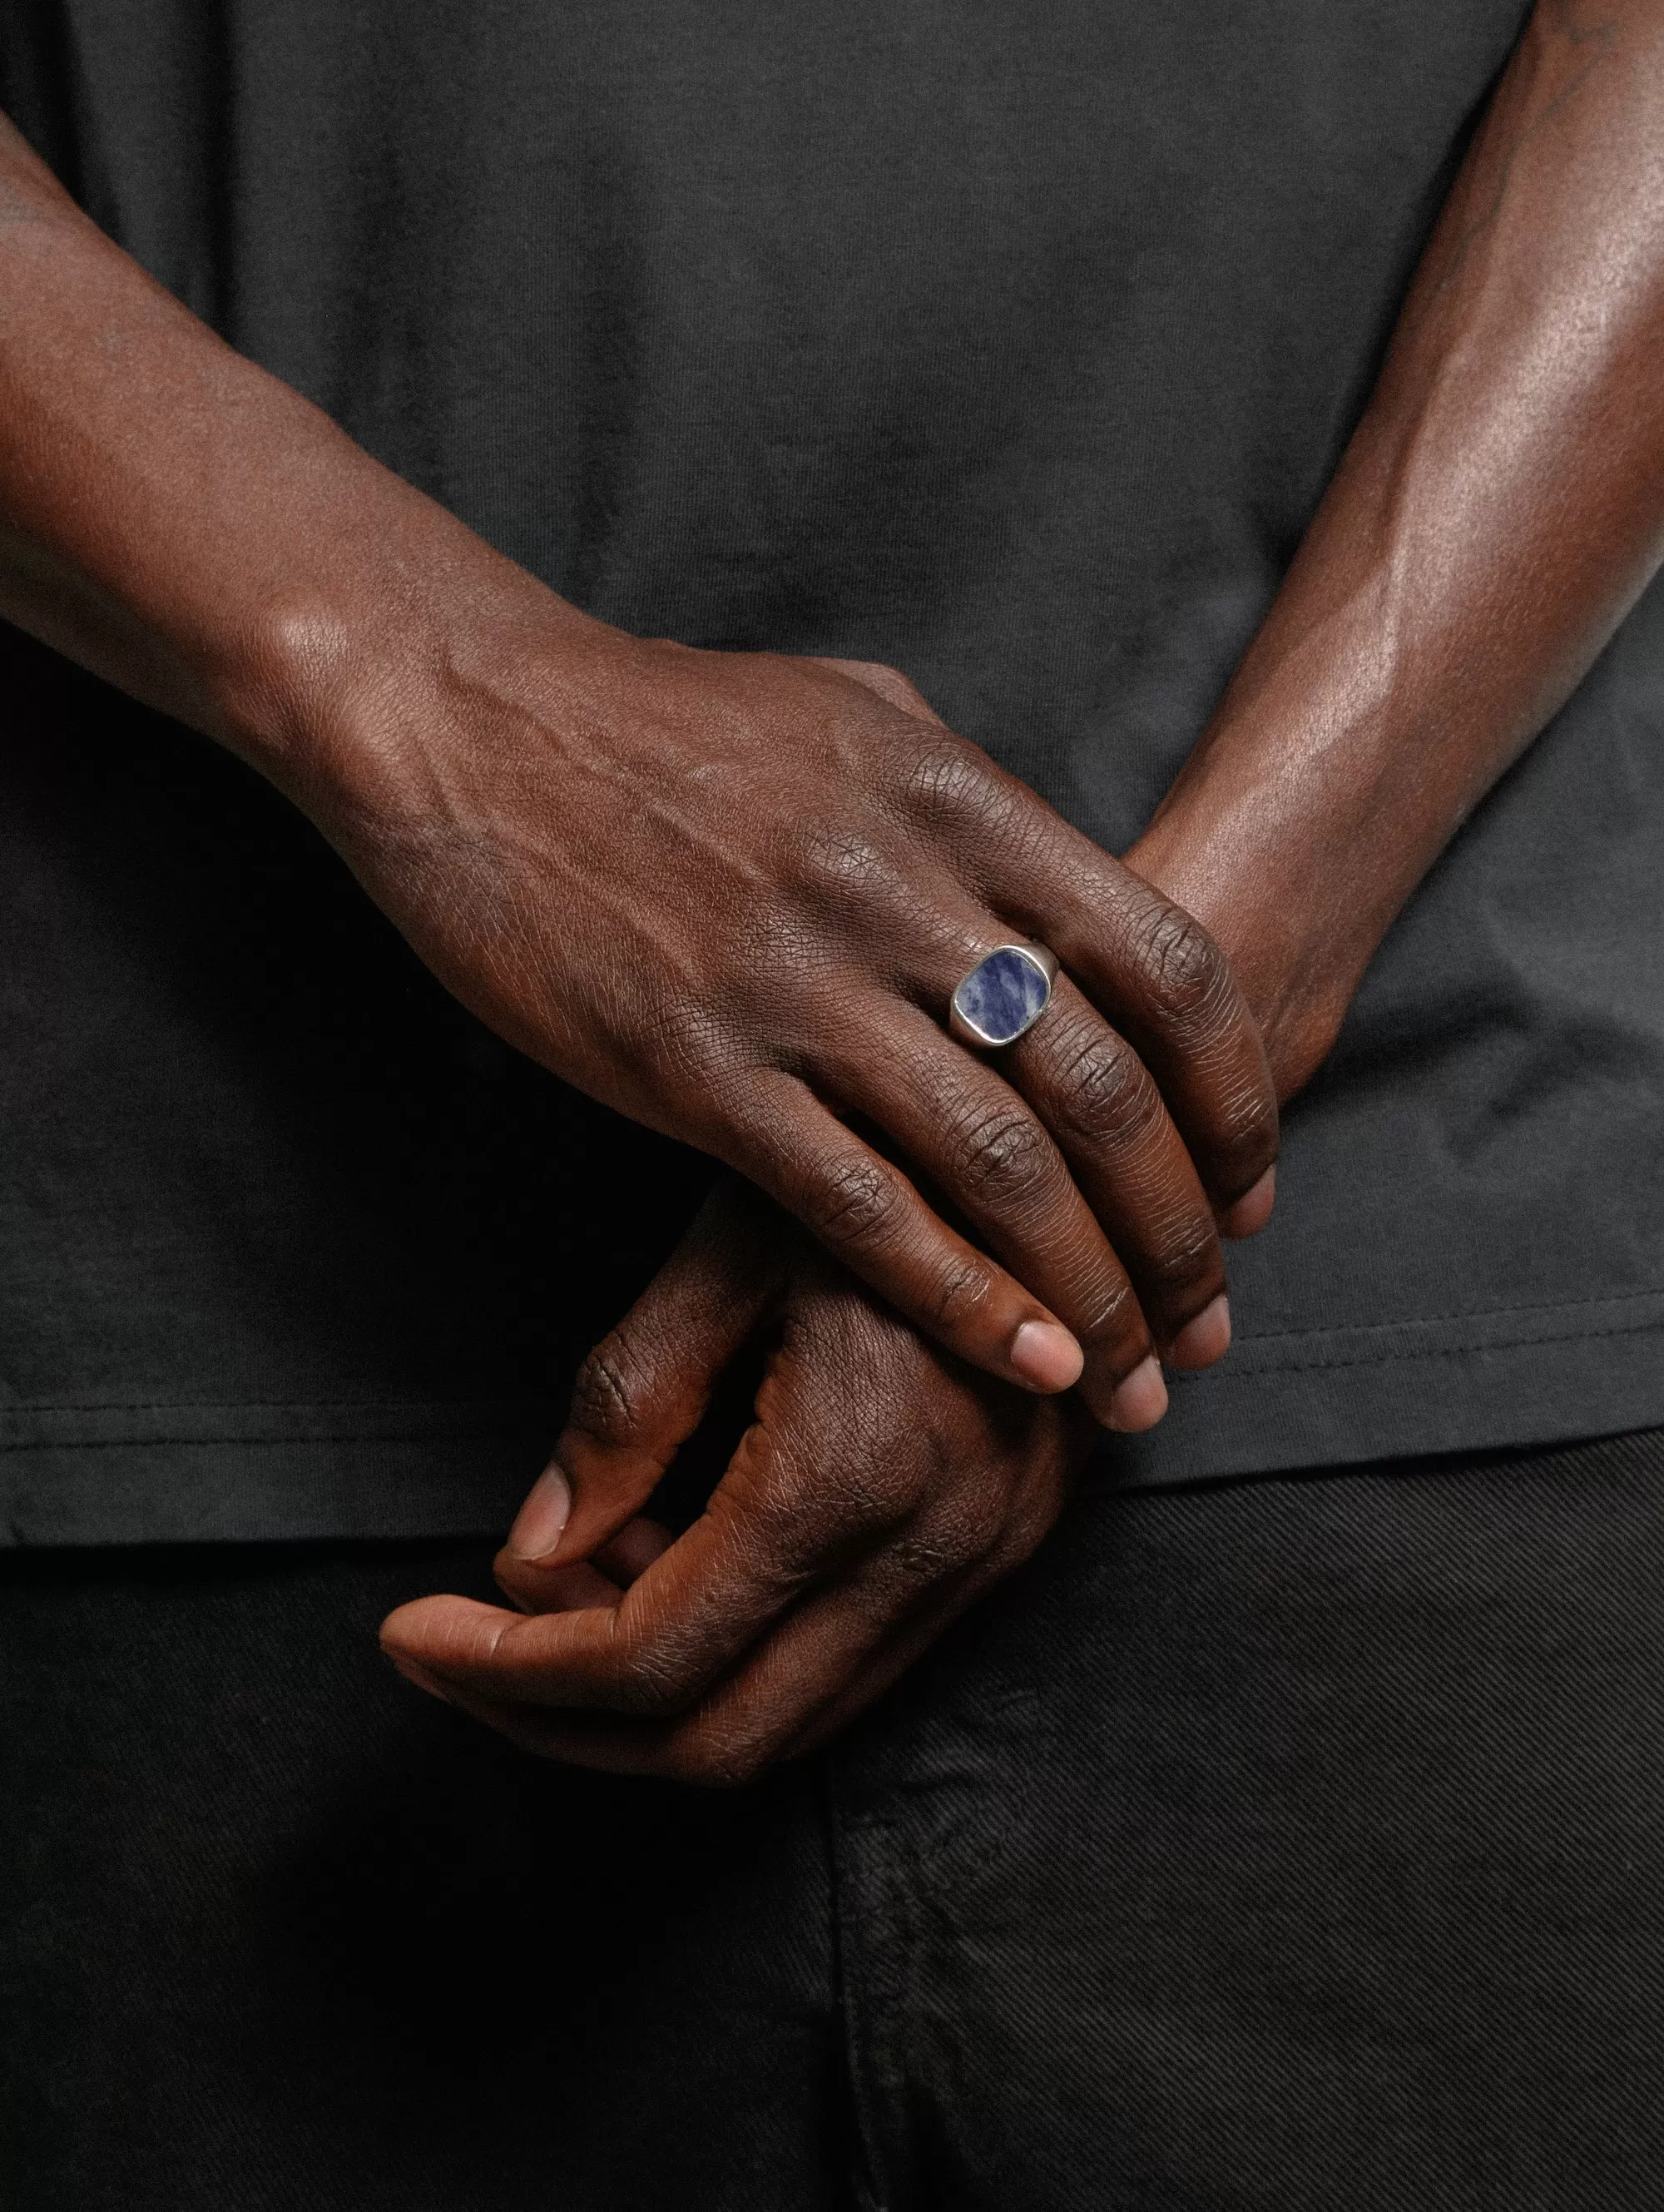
[948,942,1060,1050]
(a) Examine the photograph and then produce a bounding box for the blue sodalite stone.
[953,946,1051,1046]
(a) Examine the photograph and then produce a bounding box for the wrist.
[1124,607,1460,1103]
[207,502,612,836]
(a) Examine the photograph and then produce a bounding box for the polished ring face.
[949,943,1059,1049]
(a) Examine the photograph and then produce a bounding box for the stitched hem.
[0,1396,552,1452]
[1108,1305,1664,1492]
[7,1299,1664,1541]
[0,1409,552,1546]
[1168,1286,1664,1384]
[1229,1284,1664,1349]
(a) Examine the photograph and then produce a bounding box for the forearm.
[1127,0,1664,1096]
[0,112,595,804]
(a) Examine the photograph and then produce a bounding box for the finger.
[594,1515,676,1582]
[498,1181,785,1585]
[733,1072,1087,1401]
[896,763,1280,1215]
[1220,1162,1276,1240]
[392,1277,988,1726]
[381,1456,1065,1783]
[1001,975,1233,1367]
[380,1530,985,1780]
[390,1384,906,1722]
[787,860,1227,1385]
[496,1512,671,1614]
[1077,865,1280,1214]
[822,1006,1172,1425]
[499,1556,623,1612]
[1031,865,1277,1215]
[681,1431,1076,1773]
[382,1570,982,1782]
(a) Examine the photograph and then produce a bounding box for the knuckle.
[1137,904,1231,1032]
[607,1629,701,1719]
[667,1719,774,1790]
[1056,1032,1163,1151]
[897,737,997,824]
[567,1337,646,1448]
[1140,1215,1223,1302]
[926,1254,994,1333]
[883,1528,967,1588]
[1216,1074,1282,1168]
[1075,1275,1147,1352]
[881,1490,1007,1595]
[951,1107,1053,1209]
[932,1486,1008,1568]
[805,1153,904,1253]
[796,824,904,909]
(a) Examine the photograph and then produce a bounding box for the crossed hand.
[381,652,1276,1782]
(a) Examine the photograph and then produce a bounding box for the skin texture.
[0,110,1277,1429]
[384,0,1664,1781]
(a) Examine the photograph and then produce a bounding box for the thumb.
[501,1181,787,1575]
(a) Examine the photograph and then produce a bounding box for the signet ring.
[948,942,1060,1051]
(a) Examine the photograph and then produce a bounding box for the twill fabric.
[6,1428,1664,2208]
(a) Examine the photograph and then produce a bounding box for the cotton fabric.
[2,0,1662,1542]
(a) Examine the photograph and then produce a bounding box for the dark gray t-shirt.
[3,0,1661,1545]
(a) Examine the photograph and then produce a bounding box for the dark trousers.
[6,1429,1664,2210]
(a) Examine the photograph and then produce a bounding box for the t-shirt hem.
[7,1294,1664,1542]
[0,1398,550,1545]
[1103,1290,1664,1489]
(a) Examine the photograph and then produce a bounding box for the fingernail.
[1105,1356,1168,1432]
[1221,1166,1275,1239]
[507,1463,572,1562]
[1168,1293,1231,1371]
[1009,1320,1085,1392]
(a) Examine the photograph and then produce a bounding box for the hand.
[289,596,1276,1428]
[380,1179,1097,1783]
[0,121,1275,1426]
